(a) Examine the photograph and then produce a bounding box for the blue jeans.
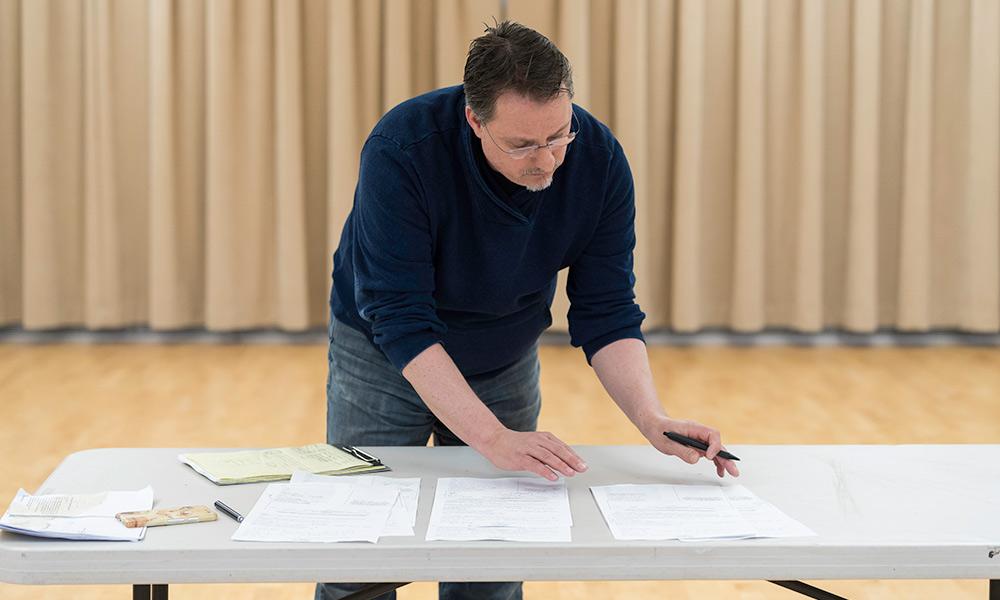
[316,318,541,600]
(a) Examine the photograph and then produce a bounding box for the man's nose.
[532,146,556,171]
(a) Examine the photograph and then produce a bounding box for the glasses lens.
[504,130,576,159]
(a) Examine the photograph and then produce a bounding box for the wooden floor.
[0,342,997,599]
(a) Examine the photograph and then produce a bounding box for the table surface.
[1,444,998,585]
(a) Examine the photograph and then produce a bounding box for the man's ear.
[465,105,484,139]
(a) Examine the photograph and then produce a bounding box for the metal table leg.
[770,580,849,600]
[132,584,168,600]
[339,582,411,600]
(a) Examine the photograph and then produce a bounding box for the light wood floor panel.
[0,343,997,599]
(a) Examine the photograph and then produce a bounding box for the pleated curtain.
[0,0,997,333]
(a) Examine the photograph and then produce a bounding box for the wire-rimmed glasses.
[482,113,579,160]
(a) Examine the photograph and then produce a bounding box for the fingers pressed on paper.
[539,440,585,472]
[542,432,573,453]
[531,446,575,477]
[525,457,558,481]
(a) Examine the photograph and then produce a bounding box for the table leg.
[989,579,998,600]
[132,584,168,600]
[339,582,410,600]
[770,580,849,600]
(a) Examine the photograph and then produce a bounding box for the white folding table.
[0,445,997,600]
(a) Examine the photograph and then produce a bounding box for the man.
[319,20,739,600]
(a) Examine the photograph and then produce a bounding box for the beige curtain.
[0,0,997,333]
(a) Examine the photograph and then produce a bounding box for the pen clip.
[338,445,362,461]
[342,445,382,466]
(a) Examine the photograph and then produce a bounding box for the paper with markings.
[721,485,816,538]
[179,444,384,485]
[290,470,419,536]
[232,482,397,543]
[591,483,814,541]
[0,487,153,541]
[7,486,153,518]
[591,484,755,541]
[426,477,571,542]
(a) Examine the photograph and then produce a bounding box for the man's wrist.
[468,420,507,453]
[634,408,669,439]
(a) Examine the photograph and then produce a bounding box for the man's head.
[463,21,575,192]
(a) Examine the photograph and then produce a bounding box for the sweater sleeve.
[351,135,445,370]
[566,141,646,364]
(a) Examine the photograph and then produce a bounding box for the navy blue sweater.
[330,85,644,376]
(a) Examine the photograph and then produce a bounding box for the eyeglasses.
[481,113,579,160]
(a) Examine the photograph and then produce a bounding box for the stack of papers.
[591,483,815,541]
[426,478,572,542]
[179,444,388,485]
[232,474,419,543]
[290,471,420,536]
[0,486,154,541]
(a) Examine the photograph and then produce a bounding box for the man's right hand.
[402,344,587,481]
[476,428,588,481]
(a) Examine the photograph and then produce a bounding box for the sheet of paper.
[7,486,153,518]
[426,477,572,542]
[0,512,147,541]
[232,482,397,543]
[722,485,816,538]
[290,471,420,536]
[591,484,756,541]
[0,488,152,541]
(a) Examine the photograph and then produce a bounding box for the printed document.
[426,477,572,542]
[721,485,816,538]
[7,487,154,518]
[232,482,397,543]
[0,486,154,541]
[591,483,814,541]
[290,470,420,536]
[591,484,755,541]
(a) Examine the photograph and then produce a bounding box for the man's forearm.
[591,338,667,436]
[591,337,739,477]
[401,343,504,450]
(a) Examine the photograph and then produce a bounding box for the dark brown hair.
[463,20,574,122]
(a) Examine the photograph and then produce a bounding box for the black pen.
[214,500,244,523]
[341,445,382,466]
[663,432,741,461]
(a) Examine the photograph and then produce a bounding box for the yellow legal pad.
[178,444,389,485]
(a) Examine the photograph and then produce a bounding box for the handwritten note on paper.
[179,444,383,485]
